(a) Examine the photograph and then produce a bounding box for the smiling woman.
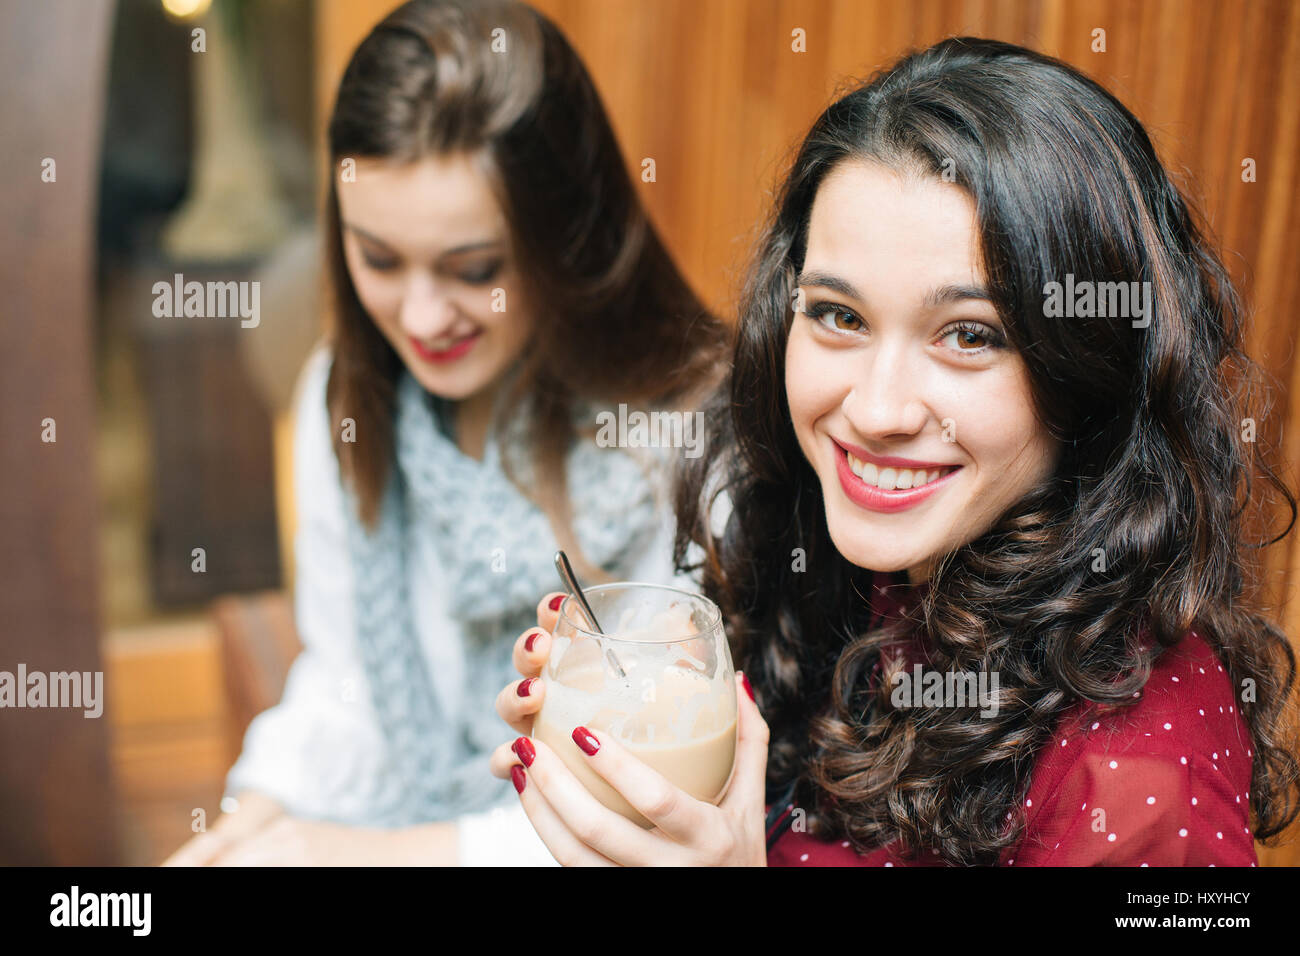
[786,161,1059,581]
[660,36,1300,866]
[485,35,1297,868]
[334,152,531,458]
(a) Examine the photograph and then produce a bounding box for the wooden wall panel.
[0,0,119,865]
[316,0,1300,864]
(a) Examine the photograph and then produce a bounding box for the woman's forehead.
[338,153,507,256]
[803,162,986,310]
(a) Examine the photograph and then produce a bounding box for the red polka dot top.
[765,571,1257,867]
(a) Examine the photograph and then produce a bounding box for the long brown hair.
[323,0,727,572]
[675,38,1299,864]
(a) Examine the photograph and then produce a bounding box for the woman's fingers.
[566,726,709,848]
[536,591,567,634]
[494,674,546,736]
[720,672,770,813]
[210,825,291,867]
[489,738,527,779]
[511,762,618,867]
[497,593,569,732]
[497,592,569,733]
[512,623,551,679]
[210,840,277,867]
[161,829,234,867]
[161,791,285,866]
[515,737,669,865]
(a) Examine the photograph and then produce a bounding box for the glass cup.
[531,582,738,829]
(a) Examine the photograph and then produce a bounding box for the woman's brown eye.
[806,303,864,334]
[940,323,1004,353]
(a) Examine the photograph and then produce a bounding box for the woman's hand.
[161,790,285,866]
[207,817,457,867]
[492,590,566,736]
[491,591,770,866]
[161,790,458,866]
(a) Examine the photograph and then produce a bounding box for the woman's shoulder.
[1051,630,1249,760]
[1007,630,1257,866]
[294,344,334,424]
[294,343,343,444]
[290,344,348,520]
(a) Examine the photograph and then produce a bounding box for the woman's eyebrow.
[924,283,994,308]
[796,270,862,301]
[344,226,505,262]
[344,223,396,252]
[438,239,504,259]
[796,272,993,312]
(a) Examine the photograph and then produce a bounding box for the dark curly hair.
[674,37,1299,865]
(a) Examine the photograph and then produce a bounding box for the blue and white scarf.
[343,365,663,825]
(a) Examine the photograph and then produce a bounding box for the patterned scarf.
[344,366,663,825]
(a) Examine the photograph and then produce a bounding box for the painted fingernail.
[572,726,600,755]
[511,765,526,793]
[517,678,536,697]
[741,672,755,702]
[524,631,541,653]
[511,736,536,767]
[548,594,564,611]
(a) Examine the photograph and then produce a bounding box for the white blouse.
[224,347,700,865]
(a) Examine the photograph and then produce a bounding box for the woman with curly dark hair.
[491,36,1299,866]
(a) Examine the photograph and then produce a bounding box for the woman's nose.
[842,346,928,439]
[397,272,459,339]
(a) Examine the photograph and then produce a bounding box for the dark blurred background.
[1,0,1297,865]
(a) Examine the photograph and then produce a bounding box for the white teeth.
[845,452,952,491]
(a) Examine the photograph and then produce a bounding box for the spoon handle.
[554,550,603,633]
[553,551,627,680]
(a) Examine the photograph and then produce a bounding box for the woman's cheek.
[354,275,404,339]
[962,374,1055,508]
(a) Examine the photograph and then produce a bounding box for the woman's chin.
[404,355,494,401]
[825,526,922,577]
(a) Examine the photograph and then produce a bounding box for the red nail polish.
[517,678,535,697]
[512,736,536,767]
[741,672,755,703]
[572,726,600,755]
[548,595,564,611]
[511,765,526,793]
[525,631,540,653]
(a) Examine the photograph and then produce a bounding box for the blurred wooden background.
[318,0,1300,864]
[0,0,118,866]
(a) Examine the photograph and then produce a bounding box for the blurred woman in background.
[167,0,726,865]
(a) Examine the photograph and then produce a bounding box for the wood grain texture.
[0,0,119,866]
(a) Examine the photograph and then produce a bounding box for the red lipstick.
[410,330,482,363]
[832,439,962,514]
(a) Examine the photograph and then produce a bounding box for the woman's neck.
[454,382,500,461]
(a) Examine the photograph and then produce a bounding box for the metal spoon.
[554,550,627,680]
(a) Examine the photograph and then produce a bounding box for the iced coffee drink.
[533,584,738,828]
